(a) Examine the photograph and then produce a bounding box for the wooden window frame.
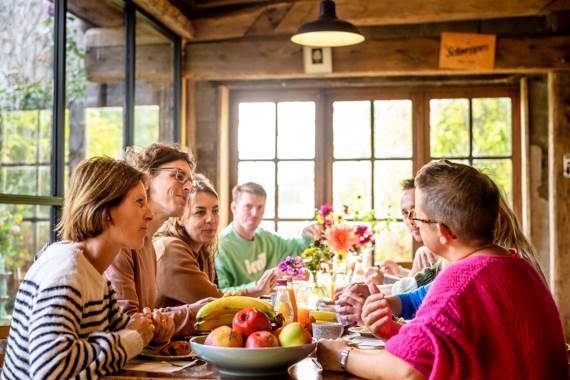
[228,84,521,256]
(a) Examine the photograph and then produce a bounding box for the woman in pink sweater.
[316,160,569,379]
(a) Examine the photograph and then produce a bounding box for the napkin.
[344,334,386,349]
[123,358,199,373]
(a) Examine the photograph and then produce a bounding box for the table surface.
[103,357,364,380]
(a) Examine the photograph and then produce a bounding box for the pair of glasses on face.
[408,210,457,239]
[151,167,193,186]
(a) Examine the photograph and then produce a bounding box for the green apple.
[278,322,312,347]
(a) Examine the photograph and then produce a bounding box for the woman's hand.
[410,247,438,275]
[335,283,370,325]
[143,308,175,344]
[361,284,400,339]
[188,297,216,316]
[316,339,349,372]
[127,312,154,346]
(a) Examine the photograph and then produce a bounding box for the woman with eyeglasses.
[105,143,212,342]
[2,157,154,380]
[153,174,275,307]
[316,160,568,379]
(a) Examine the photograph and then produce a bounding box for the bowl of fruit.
[190,297,316,376]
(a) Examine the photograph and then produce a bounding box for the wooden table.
[103,357,364,380]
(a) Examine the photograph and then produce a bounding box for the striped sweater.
[1,242,143,380]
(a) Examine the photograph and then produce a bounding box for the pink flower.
[10,225,21,235]
[319,204,333,218]
[324,224,357,252]
[354,225,374,246]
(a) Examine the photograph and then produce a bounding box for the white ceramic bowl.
[189,336,316,376]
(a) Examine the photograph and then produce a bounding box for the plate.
[190,335,316,376]
[139,343,195,361]
[348,326,376,338]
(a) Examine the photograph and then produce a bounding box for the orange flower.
[324,224,357,253]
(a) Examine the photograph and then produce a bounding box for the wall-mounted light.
[291,0,365,47]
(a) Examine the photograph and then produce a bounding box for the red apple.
[245,330,280,348]
[232,307,272,338]
[204,326,244,347]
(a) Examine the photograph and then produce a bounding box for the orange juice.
[288,285,298,322]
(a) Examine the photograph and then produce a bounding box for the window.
[230,86,520,263]
[0,0,182,325]
[231,93,318,235]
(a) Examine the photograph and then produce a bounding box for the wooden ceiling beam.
[68,0,124,27]
[133,0,194,40]
[184,35,570,80]
[185,0,570,42]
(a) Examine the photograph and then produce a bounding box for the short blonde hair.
[57,156,146,242]
[232,182,266,202]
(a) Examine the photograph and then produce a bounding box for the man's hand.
[364,266,384,285]
[255,268,278,295]
[410,247,438,276]
[188,297,216,316]
[378,260,401,277]
[361,284,400,339]
[302,223,322,240]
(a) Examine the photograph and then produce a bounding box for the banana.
[195,296,276,323]
[194,313,235,333]
[310,310,337,322]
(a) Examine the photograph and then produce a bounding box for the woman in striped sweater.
[1,157,154,380]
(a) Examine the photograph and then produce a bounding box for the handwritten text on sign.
[439,32,496,70]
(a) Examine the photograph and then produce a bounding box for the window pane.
[430,98,469,157]
[238,161,275,219]
[135,13,175,144]
[85,108,123,157]
[473,159,513,204]
[67,1,125,184]
[0,1,53,196]
[277,102,315,159]
[472,97,512,157]
[333,161,371,214]
[278,161,314,218]
[260,220,275,232]
[374,221,412,263]
[238,102,275,159]
[277,221,310,239]
[333,101,371,159]
[374,160,413,219]
[0,203,50,325]
[374,100,412,158]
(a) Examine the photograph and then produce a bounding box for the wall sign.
[439,32,496,70]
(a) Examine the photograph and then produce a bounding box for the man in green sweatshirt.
[216,182,321,292]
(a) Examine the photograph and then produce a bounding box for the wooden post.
[217,85,231,229]
[548,72,570,336]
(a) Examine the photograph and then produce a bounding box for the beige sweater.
[154,236,223,306]
[105,237,196,337]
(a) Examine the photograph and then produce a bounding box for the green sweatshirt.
[215,224,312,292]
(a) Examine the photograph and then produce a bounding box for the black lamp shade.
[291,0,365,47]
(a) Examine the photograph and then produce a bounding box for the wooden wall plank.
[548,72,570,336]
[184,35,570,80]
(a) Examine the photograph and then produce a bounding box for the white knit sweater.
[1,242,143,380]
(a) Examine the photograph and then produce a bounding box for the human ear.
[230,201,237,215]
[436,223,454,244]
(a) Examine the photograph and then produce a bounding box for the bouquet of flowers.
[277,256,305,279]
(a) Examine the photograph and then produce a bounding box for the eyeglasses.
[151,167,193,185]
[401,208,414,220]
[408,210,439,228]
[408,210,457,239]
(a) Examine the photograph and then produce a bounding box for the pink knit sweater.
[386,254,569,379]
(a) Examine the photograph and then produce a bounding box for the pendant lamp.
[291,0,365,47]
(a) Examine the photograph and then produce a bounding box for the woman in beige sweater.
[154,174,275,307]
